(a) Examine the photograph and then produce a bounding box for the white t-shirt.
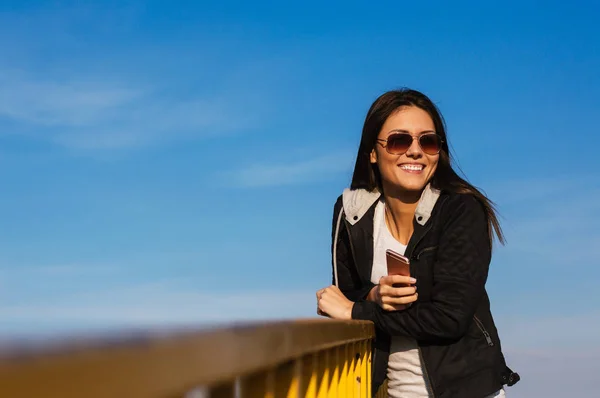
[371,200,431,397]
[370,199,506,398]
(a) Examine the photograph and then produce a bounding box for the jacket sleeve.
[332,196,376,302]
[351,195,491,342]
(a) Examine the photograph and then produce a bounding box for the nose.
[405,136,423,158]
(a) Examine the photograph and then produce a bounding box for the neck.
[382,184,423,245]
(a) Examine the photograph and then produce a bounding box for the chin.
[395,178,429,192]
[382,172,433,194]
[383,180,427,194]
[400,184,427,192]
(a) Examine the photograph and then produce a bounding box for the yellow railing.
[0,319,387,397]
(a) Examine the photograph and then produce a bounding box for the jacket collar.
[342,183,441,226]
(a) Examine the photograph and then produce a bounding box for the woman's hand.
[316,285,354,320]
[368,275,418,311]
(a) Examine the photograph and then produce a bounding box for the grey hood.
[342,183,441,227]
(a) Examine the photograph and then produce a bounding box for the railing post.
[328,346,339,398]
[365,340,373,397]
[316,350,328,398]
[274,360,298,398]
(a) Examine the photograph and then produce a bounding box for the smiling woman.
[317,89,519,398]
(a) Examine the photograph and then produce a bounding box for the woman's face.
[370,106,439,194]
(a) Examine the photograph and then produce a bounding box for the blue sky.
[0,1,599,395]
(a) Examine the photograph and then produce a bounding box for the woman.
[316,89,519,398]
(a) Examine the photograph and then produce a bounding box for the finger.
[378,282,398,297]
[382,303,408,312]
[378,283,391,296]
[325,285,342,294]
[318,298,326,311]
[316,288,327,300]
[381,293,417,305]
[379,284,416,297]
[389,286,417,297]
[325,286,346,299]
[318,297,335,317]
[380,275,415,287]
[384,293,418,305]
[379,275,396,287]
[389,275,417,285]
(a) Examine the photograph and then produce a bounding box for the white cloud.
[0,71,142,126]
[0,68,267,150]
[221,152,354,187]
[0,6,309,152]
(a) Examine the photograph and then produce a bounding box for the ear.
[370,148,378,164]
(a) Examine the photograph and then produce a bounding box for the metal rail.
[0,319,385,397]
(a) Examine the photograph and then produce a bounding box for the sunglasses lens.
[419,134,442,155]
[386,134,413,154]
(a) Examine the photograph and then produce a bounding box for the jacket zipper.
[415,245,438,260]
[473,315,494,347]
[418,348,436,397]
[407,226,437,397]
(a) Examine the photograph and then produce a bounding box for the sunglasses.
[376,132,444,155]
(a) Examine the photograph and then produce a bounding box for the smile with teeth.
[400,164,424,172]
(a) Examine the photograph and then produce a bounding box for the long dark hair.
[350,88,505,246]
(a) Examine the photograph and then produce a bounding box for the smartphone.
[386,249,411,287]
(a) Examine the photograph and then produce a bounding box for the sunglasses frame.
[376,132,444,155]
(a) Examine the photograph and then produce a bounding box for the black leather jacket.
[331,187,519,397]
